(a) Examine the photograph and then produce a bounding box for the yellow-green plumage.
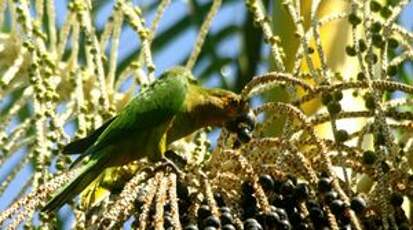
[80,163,142,209]
[42,66,246,212]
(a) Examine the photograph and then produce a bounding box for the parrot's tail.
[41,155,110,213]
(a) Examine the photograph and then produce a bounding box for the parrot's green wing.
[86,71,188,156]
[67,68,189,170]
[62,116,117,155]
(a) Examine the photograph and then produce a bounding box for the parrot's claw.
[164,150,187,168]
[151,154,185,179]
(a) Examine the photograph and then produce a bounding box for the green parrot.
[42,66,254,212]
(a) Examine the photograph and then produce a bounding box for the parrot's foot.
[152,153,185,179]
[164,150,187,168]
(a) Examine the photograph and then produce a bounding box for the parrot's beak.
[225,109,256,146]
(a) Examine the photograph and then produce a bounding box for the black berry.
[330,199,346,216]
[242,181,255,195]
[294,183,310,201]
[203,216,220,228]
[362,150,377,165]
[214,192,226,207]
[197,205,211,220]
[244,218,263,230]
[324,191,338,205]
[222,224,236,230]
[280,179,295,196]
[318,177,333,193]
[350,196,367,214]
[220,212,233,225]
[259,174,275,192]
[390,193,404,207]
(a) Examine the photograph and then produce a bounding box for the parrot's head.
[204,88,256,145]
[166,66,256,145]
[203,88,246,120]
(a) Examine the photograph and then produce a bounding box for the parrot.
[42,66,255,212]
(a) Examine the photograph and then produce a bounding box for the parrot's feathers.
[69,148,93,169]
[63,116,117,155]
[88,69,189,155]
[80,178,111,209]
[42,154,111,212]
[68,69,190,169]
